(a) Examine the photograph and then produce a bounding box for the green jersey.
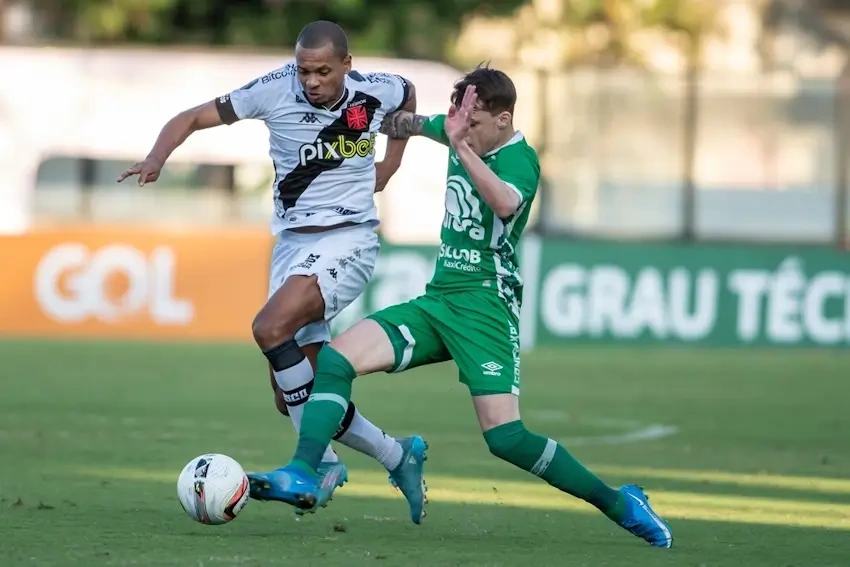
[419,114,540,316]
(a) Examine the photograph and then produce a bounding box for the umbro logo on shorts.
[481,361,503,376]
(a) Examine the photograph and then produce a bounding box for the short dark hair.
[451,64,516,114]
[296,20,349,59]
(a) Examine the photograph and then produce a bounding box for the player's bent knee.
[483,420,527,463]
[472,393,520,432]
[329,319,395,376]
[252,275,324,350]
[252,309,302,350]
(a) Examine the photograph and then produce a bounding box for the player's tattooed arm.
[381,80,427,140]
[380,110,426,139]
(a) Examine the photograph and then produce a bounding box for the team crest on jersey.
[345,105,369,131]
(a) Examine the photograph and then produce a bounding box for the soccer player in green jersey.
[247,67,673,547]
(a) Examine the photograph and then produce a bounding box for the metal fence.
[533,68,843,246]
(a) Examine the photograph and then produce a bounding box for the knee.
[483,420,526,461]
[254,275,325,350]
[252,308,299,350]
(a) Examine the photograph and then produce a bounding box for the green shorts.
[367,290,521,396]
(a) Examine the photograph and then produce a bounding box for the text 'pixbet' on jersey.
[297,132,377,166]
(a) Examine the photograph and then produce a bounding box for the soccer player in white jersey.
[117,20,428,523]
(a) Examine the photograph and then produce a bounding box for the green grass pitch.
[1,339,849,566]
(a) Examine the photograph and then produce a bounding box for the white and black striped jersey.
[215,62,409,234]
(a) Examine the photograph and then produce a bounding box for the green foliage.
[516,0,723,67]
[24,0,527,60]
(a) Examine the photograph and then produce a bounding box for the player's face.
[464,107,512,156]
[295,43,351,106]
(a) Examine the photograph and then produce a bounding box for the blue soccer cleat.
[293,460,350,516]
[246,460,348,513]
[387,435,429,524]
[616,484,673,548]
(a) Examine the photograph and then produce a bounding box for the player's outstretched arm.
[117,100,224,186]
[147,101,224,164]
[382,109,450,146]
[380,109,426,140]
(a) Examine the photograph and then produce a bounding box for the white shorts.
[267,223,379,347]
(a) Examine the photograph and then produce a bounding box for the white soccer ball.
[177,453,250,525]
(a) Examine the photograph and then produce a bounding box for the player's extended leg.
[472,394,672,548]
[442,292,672,547]
[262,309,441,523]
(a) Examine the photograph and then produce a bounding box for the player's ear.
[342,53,352,73]
[496,111,511,129]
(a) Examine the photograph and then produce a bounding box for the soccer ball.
[177,453,250,525]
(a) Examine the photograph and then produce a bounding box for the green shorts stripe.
[394,324,416,372]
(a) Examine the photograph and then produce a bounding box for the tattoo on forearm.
[380,111,425,139]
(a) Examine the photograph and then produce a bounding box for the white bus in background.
[0,46,462,243]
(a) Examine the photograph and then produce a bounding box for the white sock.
[336,406,404,471]
[273,357,338,463]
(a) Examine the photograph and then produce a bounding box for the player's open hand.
[116,156,164,187]
[445,84,477,148]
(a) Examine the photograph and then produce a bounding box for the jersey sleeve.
[419,114,450,146]
[493,145,541,205]
[361,72,411,113]
[215,64,292,124]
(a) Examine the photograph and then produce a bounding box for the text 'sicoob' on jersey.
[215,63,409,234]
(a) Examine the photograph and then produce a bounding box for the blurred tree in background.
[501,0,723,68]
[22,0,526,60]
[7,0,848,66]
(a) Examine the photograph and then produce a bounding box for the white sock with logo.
[335,406,404,472]
[274,357,338,463]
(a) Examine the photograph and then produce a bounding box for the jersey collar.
[484,130,524,157]
[304,87,350,112]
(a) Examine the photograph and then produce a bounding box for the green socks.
[483,420,627,522]
[290,346,356,474]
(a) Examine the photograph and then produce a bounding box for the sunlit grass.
[594,464,850,494]
[78,466,850,531]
